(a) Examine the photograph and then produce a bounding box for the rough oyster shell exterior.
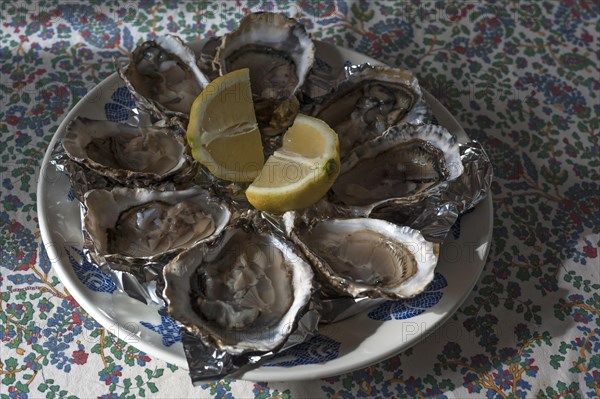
[196,36,222,82]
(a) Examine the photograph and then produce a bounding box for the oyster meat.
[83,187,231,272]
[119,34,209,117]
[62,115,195,186]
[331,123,464,208]
[215,12,315,135]
[163,225,314,354]
[315,64,429,157]
[289,217,438,299]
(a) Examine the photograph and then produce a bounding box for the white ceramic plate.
[37,41,493,381]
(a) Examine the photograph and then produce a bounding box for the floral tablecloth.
[1,1,599,398]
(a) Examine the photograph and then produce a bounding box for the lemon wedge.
[187,68,264,182]
[246,114,340,213]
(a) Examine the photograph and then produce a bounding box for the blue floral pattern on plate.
[104,86,136,122]
[140,315,182,347]
[368,273,448,321]
[66,246,117,294]
[264,335,341,367]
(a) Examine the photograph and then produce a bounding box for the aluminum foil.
[369,140,493,242]
[77,195,164,305]
[157,215,322,382]
[281,137,492,245]
[184,306,322,383]
[318,296,386,324]
[44,160,324,381]
[50,130,210,308]
[51,140,122,201]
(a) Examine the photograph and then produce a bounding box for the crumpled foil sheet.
[51,141,122,201]
[49,56,493,382]
[49,149,325,380]
[369,140,493,242]
[184,306,322,383]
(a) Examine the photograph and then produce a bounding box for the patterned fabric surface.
[1,1,598,398]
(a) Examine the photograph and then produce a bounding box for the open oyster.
[62,115,195,186]
[331,123,464,210]
[119,34,209,117]
[288,217,437,299]
[83,187,231,273]
[315,64,430,157]
[215,12,315,136]
[163,224,314,354]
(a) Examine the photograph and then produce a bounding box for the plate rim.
[37,41,493,381]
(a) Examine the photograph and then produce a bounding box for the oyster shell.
[62,115,195,186]
[197,36,222,82]
[163,224,314,354]
[298,56,345,113]
[330,123,464,209]
[215,12,315,136]
[288,217,437,299]
[83,187,231,274]
[315,64,430,157]
[119,34,209,117]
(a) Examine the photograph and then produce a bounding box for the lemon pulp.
[187,68,264,182]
